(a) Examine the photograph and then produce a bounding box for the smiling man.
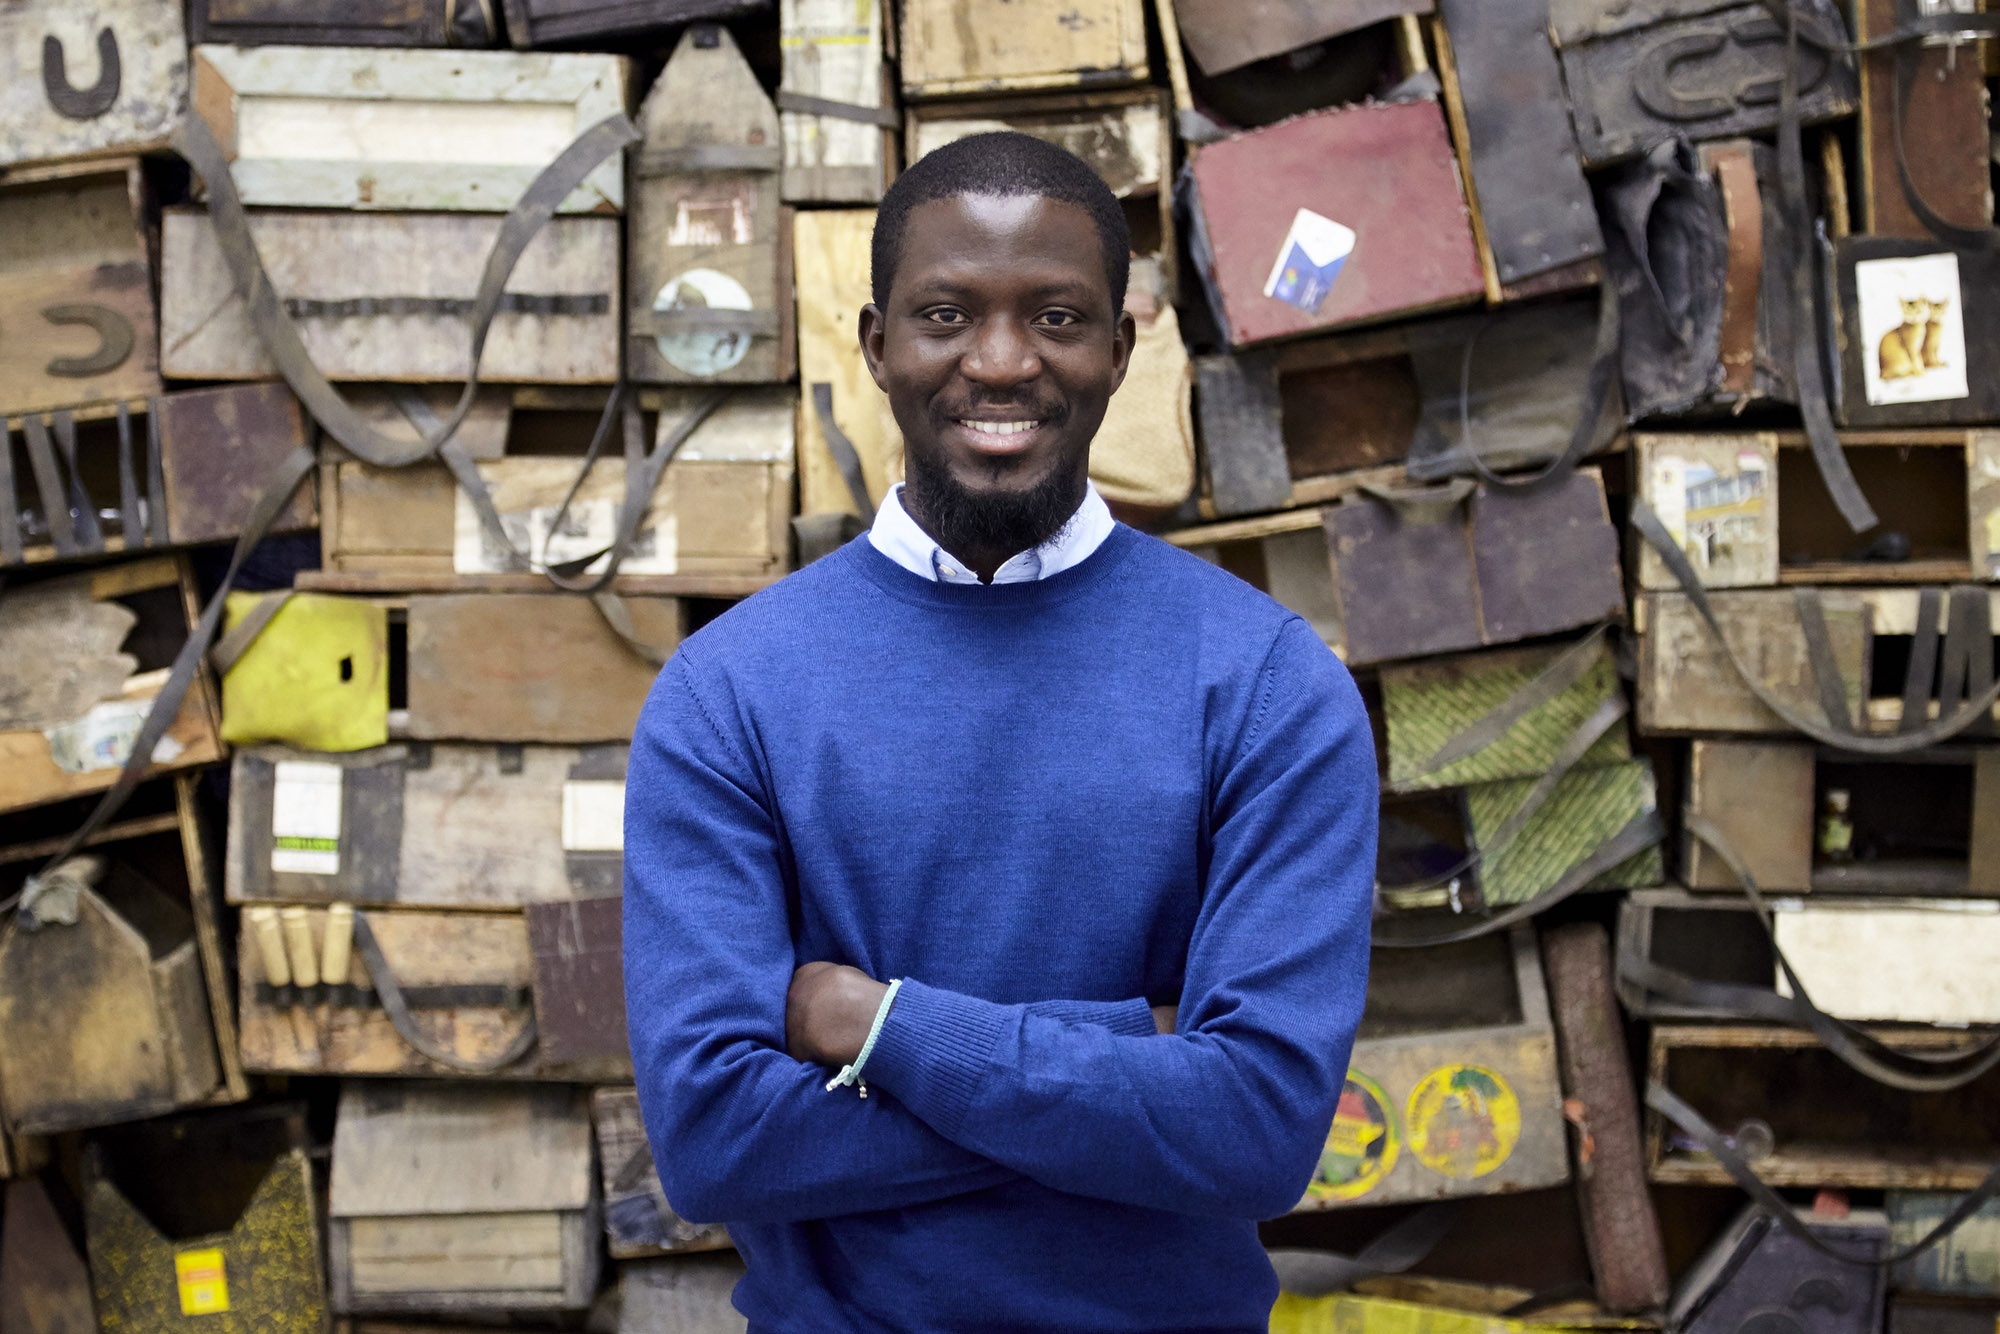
[624,133,1378,1332]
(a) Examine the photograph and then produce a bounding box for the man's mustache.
[928,396,1069,424]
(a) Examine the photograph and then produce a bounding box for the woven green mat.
[1383,639,1629,792]
[1464,760,1663,906]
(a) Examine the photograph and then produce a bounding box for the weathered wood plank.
[1685,739,1815,891]
[0,1,186,168]
[190,45,628,212]
[1294,929,1566,1210]
[501,0,766,49]
[899,0,1148,98]
[1634,589,1868,735]
[1171,0,1429,76]
[780,0,895,204]
[0,557,224,816]
[619,1254,749,1334]
[793,208,901,517]
[0,157,161,418]
[627,26,792,386]
[160,208,621,384]
[1854,0,1992,240]
[235,904,632,1079]
[406,594,681,743]
[0,1180,95,1334]
[226,742,628,909]
[592,1087,733,1259]
[191,0,499,48]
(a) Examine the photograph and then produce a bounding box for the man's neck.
[901,479,1086,584]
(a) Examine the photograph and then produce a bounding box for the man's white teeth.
[960,420,1038,437]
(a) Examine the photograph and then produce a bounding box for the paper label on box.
[175,1247,230,1315]
[42,698,186,774]
[1263,208,1356,315]
[563,779,626,852]
[454,491,674,576]
[271,761,343,875]
[1857,253,1969,406]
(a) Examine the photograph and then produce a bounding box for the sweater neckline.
[846,522,1140,610]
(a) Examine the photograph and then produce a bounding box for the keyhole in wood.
[339,656,354,683]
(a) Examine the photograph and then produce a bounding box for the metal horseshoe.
[42,29,121,121]
[42,304,135,378]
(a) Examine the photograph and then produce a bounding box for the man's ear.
[858,303,889,391]
[1106,308,1138,396]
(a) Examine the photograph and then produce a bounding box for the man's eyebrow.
[904,275,1103,303]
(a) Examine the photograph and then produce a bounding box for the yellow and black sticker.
[1406,1063,1521,1180]
[1306,1071,1400,1202]
[174,1247,230,1316]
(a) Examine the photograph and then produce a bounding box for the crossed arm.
[623,620,1376,1225]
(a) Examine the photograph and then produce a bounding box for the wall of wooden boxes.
[3,0,1999,1330]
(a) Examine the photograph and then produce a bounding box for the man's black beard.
[903,443,1087,573]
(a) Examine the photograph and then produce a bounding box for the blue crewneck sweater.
[623,525,1377,1333]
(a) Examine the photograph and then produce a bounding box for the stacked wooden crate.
[4,0,2000,1329]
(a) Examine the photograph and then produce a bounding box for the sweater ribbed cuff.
[860,978,1010,1138]
[1024,997,1158,1037]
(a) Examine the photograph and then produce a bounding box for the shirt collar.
[867,482,1116,585]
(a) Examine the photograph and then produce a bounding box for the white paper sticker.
[271,761,343,875]
[653,266,755,377]
[1856,253,1969,406]
[1262,208,1356,315]
[453,492,675,576]
[43,698,186,774]
[562,779,626,852]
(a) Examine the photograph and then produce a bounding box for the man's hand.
[787,962,891,1067]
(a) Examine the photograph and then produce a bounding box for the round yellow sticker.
[1305,1072,1399,1202]
[1405,1063,1521,1179]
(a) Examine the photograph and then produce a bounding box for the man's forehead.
[896,193,1107,290]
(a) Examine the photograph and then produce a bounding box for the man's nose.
[960,316,1042,388]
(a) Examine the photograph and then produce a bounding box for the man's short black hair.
[871,131,1131,314]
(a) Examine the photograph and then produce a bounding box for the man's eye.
[1037,310,1080,328]
[925,309,968,325]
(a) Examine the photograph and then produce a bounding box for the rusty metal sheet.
[1172,0,1431,76]
[1551,0,1857,167]
[1469,472,1625,646]
[526,896,626,1067]
[155,382,317,546]
[1437,0,1602,285]
[1325,496,1482,666]
[1187,100,1483,349]
[1196,353,1290,517]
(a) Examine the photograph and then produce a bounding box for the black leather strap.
[810,381,876,519]
[144,402,168,546]
[1897,587,1943,734]
[1269,1204,1458,1295]
[171,111,640,469]
[1357,476,1476,521]
[0,422,21,565]
[115,402,142,550]
[1632,498,2000,751]
[776,89,902,129]
[352,911,537,1074]
[1647,1081,2000,1266]
[1452,277,1622,494]
[20,415,76,557]
[1624,813,2000,1091]
[51,411,101,552]
[1374,810,1665,949]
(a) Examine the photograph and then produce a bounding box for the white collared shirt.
[868,482,1116,584]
